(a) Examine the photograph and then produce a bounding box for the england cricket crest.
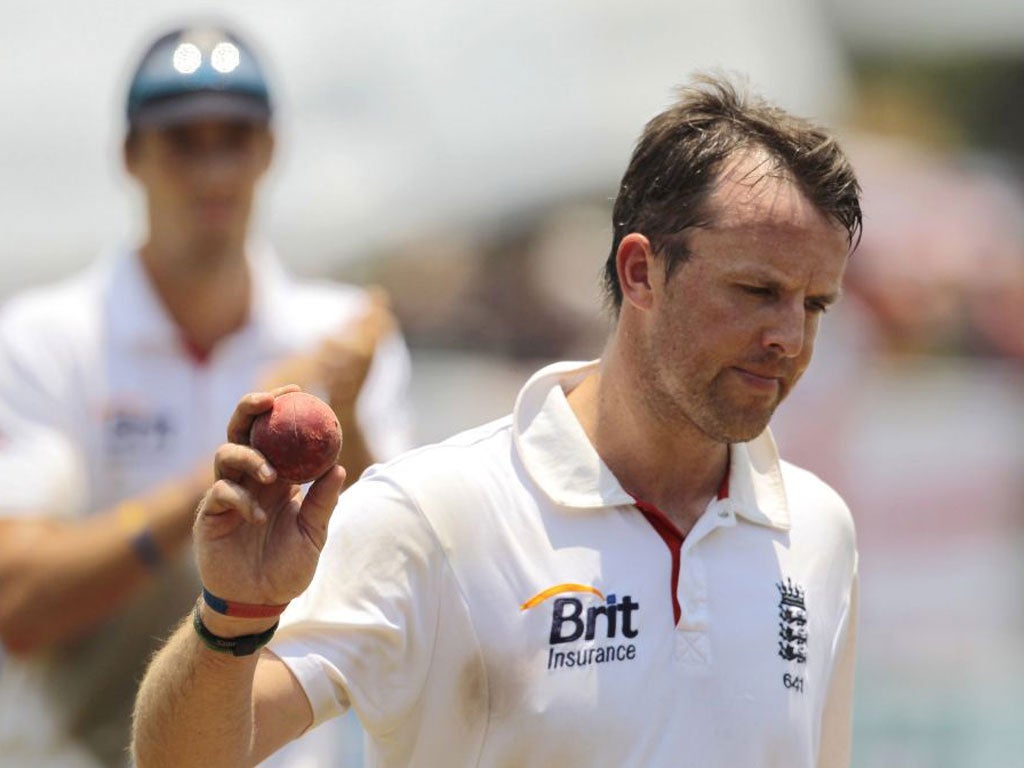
[777,578,808,664]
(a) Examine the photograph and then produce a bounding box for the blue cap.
[127,25,272,128]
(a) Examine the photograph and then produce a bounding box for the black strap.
[192,601,278,657]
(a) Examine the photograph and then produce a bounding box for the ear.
[123,134,139,179]
[616,233,656,311]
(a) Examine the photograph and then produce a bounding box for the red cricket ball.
[249,392,342,484]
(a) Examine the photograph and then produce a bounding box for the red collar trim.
[631,464,729,627]
[180,338,212,366]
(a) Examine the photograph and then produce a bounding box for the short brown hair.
[603,73,862,310]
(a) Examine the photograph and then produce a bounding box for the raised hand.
[193,386,346,617]
[317,288,396,421]
[257,288,396,422]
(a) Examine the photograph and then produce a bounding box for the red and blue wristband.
[201,587,289,619]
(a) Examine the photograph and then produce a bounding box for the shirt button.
[717,509,729,518]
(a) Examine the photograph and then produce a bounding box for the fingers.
[298,465,346,546]
[200,478,268,525]
[226,386,301,445]
[214,442,277,485]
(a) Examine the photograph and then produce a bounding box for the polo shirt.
[0,246,413,767]
[271,359,858,767]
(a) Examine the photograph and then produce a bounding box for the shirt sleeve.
[0,304,86,516]
[817,567,858,768]
[268,473,450,736]
[0,412,86,516]
[0,301,68,431]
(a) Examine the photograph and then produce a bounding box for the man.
[0,24,411,767]
[133,74,862,767]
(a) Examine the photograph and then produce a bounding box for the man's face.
[639,152,849,443]
[126,118,273,258]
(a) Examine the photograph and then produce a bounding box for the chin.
[699,407,774,444]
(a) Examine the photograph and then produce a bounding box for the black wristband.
[192,601,278,657]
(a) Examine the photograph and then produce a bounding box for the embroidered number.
[783,673,804,693]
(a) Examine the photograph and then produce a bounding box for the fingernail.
[259,465,274,481]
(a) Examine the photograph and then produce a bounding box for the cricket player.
[133,73,862,767]
[0,23,412,767]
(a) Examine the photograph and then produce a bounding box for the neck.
[567,339,728,535]
[139,239,252,357]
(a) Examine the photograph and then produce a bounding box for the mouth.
[731,367,783,393]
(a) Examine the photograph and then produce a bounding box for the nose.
[761,301,806,358]
[189,148,245,188]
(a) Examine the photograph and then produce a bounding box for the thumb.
[298,465,346,547]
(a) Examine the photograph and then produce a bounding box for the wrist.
[197,586,288,637]
[201,586,289,619]
[192,601,278,657]
[197,602,278,639]
[116,502,164,570]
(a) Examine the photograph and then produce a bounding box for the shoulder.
[778,459,848,511]
[0,421,87,516]
[349,416,517,527]
[778,459,857,553]
[322,419,515,563]
[363,415,515,492]
[326,417,517,586]
[0,266,101,340]
[0,266,103,370]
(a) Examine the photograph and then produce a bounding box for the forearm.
[0,473,207,653]
[133,389,345,766]
[133,614,262,768]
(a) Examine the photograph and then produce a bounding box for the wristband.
[192,601,278,657]
[201,587,289,619]
[116,502,164,570]
[130,528,164,569]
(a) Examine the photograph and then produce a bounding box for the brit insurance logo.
[102,402,175,457]
[777,577,808,693]
[520,583,640,672]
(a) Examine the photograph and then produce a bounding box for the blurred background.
[1,1,1022,765]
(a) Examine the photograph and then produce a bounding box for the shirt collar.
[105,247,179,352]
[725,432,790,530]
[512,359,790,529]
[105,243,288,355]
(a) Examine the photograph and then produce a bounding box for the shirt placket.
[673,499,736,669]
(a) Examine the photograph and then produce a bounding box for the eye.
[165,128,198,156]
[805,299,830,314]
[740,285,777,299]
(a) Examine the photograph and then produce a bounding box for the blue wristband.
[130,527,164,569]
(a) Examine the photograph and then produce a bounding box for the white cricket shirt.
[0,246,413,767]
[271,359,858,767]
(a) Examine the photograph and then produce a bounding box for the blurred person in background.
[134,75,862,768]
[0,23,412,767]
